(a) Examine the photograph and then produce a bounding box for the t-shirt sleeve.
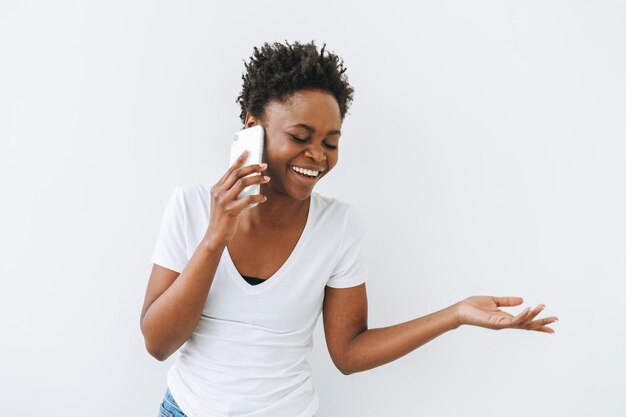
[150,186,188,273]
[326,205,369,288]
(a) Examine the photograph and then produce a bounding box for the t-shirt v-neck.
[241,275,266,285]
[223,194,316,293]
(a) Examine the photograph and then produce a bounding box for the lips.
[290,166,319,185]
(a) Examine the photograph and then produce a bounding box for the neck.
[242,184,310,229]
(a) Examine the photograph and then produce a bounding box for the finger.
[518,308,536,326]
[225,193,268,212]
[528,316,559,330]
[225,173,270,202]
[493,296,524,307]
[218,150,249,185]
[509,307,536,327]
[223,162,268,191]
[511,307,532,325]
[519,304,545,326]
[532,326,555,334]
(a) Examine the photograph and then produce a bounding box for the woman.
[140,40,558,417]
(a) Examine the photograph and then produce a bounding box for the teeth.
[291,165,319,177]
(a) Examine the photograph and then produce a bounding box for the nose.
[305,147,327,163]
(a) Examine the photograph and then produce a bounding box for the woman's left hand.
[455,296,558,333]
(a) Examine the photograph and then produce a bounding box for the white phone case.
[229,125,265,209]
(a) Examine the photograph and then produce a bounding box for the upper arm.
[322,283,368,374]
[140,263,180,332]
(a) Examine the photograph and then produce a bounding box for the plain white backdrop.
[1,1,625,416]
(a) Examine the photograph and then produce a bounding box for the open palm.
[457,296,558,333]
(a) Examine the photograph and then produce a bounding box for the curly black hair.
[236,40,354,125]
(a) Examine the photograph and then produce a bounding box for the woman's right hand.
[204,150,270,245]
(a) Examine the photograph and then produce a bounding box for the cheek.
[265,139,293,157]
[330,153,338,168]
[263,146,293,174]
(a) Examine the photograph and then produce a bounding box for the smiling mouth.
[289,166,320,184]
[290,165,319,177]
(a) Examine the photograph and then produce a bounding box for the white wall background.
[1,1,625,416]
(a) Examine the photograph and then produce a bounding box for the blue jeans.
[158,387,187,417]
[157,386,316,417]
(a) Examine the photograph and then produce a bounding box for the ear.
[244,112,260,129]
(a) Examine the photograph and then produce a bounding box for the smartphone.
[229,125,265,209]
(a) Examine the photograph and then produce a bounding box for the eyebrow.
[288,123,341,136]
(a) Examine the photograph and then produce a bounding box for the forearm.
[141,237,226,361]
[342,304,460,375]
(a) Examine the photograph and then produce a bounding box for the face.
[244,89,342,201]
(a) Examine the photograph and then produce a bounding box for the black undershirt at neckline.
[241,274,267,286]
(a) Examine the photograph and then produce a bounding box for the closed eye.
[290,135,338,150]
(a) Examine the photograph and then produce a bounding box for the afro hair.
[236,40,354,124]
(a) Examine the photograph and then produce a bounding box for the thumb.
[493,296,524,307]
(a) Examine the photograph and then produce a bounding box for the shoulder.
[172,183,211,205]
[312,191,349,214]
[311,192,365,228]
[161,184,211,220]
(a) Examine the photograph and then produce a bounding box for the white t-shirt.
[150,184,368,417]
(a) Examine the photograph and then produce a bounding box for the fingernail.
[241,150,248,157]
[263,176,270,181]
[259,163,267,169]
